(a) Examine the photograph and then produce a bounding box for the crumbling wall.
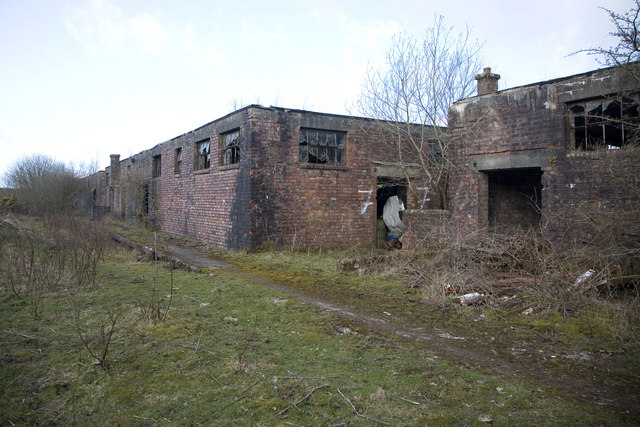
[447,84,564,235]
[447,64,640,242]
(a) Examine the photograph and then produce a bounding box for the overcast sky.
[0,0,632,179]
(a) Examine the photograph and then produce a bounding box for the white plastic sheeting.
[382,195,405,240]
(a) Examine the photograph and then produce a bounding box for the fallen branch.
[338,388,389,425]
[399,396,421,405]
[264,383,329,423]
[3,329,36,340]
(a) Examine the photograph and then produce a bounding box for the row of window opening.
[176,129,241,174]
[154,127,348,176]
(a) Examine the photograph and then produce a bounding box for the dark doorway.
[376,177,407,247]
[488,168,542,231]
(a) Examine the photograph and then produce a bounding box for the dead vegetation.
[378,206,640,329]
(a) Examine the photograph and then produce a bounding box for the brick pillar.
[110,154,121,185]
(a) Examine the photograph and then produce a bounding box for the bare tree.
[573,1,640,66]
[4,154,83,216]
[355,15,483,208]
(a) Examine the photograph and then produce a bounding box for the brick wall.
[159,109,251,249]
[247,107,425,249]
[89,105,435,250]
[447,64,640,242]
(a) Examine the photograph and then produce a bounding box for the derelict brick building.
[447,63,640,241]
[88,62,640,249]
[94,106,435,250]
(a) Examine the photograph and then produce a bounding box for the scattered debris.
[273,298,288,304]
[443,283,458,294]
[452,292,485,305]
[223,316,238,324]
[478,414,493,423]
[336,255,384,272]
[568,269,595,291]
[564,351,592,362]
[521,307,533,315]
[437,332,465,340]
[335,326,353,335]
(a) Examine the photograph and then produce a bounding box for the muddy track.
[119,235,640,420]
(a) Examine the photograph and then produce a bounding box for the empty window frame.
[299,128,346,165]
[174,147,182,175]
[195,138,210,170]
[569,94,640,150]
[152,155,161,178]
[220,129,240,166]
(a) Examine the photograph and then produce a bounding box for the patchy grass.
[0,241,633,425]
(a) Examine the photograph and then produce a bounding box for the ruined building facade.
[447,63,640,242]
[87,63,640,249]
[90,106,434,250]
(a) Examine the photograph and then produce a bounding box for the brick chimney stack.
[475,67,500,95]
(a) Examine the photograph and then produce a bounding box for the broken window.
[220,129,240,166]
[174,147,182,175]
[299,128,346,165]
[569,94,640,150]
[152,155,161,178]
[195,138,210,170]
[428,141,443,167]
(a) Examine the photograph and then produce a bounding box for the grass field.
[0,237,632,426]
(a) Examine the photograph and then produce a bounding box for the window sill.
[567,148,624,159]
[220,164,240,171]
[194,168,210,175]
[300,163,349,171]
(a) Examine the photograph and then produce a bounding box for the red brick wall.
[247,108,422,249]
[96,106,431,250]
[447,65,640,242]
[159,109,251,249]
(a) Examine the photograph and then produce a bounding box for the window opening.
[221,129,241,166]
[174,147,182,175]
[195,138,210,170]
[152,155,161,178]
[299,128,346,165]
[570,94,640,150]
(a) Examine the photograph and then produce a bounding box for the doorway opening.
[487,168,542,231]
[376,177,407,247]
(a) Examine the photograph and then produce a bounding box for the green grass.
[0,245,631,425]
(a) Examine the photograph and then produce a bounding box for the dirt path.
[122,235,640,420]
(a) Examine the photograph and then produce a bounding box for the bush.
[3,154,84,216]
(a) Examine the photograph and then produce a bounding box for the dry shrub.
[399,215,639,318]
[0,214,112,318]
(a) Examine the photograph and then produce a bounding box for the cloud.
[64,0,127,54]
[65,0,169,55]
[129,12,169,53]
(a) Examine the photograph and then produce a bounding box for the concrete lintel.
[372,161,421,178]
[469,152,552,172]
